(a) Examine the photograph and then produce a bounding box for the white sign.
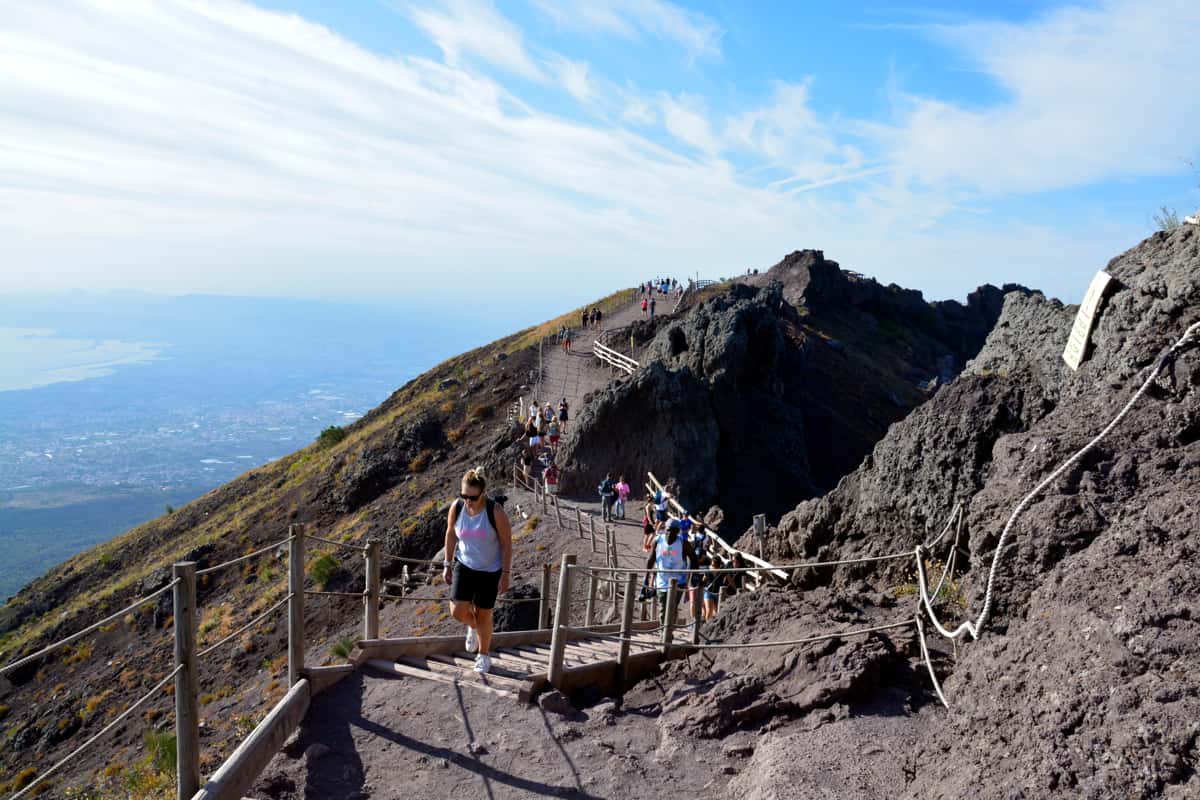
[1062,270,1114,371]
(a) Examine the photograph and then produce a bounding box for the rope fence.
[197,594,293,660]
[196,536,293,576]
[7,665,184,800]
[0,577,180,677]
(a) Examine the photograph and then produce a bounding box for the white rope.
[1,578,180,676]
[380,552,441,566]
[558,619,913,649]
[308,534,367,553]
[196,536,293,576]
[915,615,950,709]
[930,506,965,600]
[575,550,913,578]
[921,320,1200,642]
[197,594,292,659]
[6,664,183,800]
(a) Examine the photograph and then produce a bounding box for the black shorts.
[451,563,502,610]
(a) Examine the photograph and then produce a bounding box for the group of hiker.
[519,398,568,479]
[638,277,686,318]
[640,488,743,622]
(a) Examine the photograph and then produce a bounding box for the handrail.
[592,340,638,374]
[646,472,788,581]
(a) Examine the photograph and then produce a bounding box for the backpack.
[452,497,500,532]
[599,478,615,497]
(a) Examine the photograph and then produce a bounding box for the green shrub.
[316,426,347,450]
[309,554,339,589]
[144,729,177,776]
[330,636,357,660]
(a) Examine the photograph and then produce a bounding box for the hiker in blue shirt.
[644,519,699,624]
[599,473,617,521]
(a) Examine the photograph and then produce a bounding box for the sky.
[1,0,1198,307]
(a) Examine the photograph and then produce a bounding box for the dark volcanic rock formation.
[559,251,1027,534]
[740,226,1200,798]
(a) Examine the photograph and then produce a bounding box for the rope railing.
[7,664,184,800]
[0,577,180,676]
[380,551,442,566]
[196,536,293,576]
[197,594,292,660]
[308,534,368,553]
[917,319,1200,644]
[559,618,914,650]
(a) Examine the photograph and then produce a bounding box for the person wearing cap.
[644,518,698,624]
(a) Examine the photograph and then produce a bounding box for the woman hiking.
[443,467,512,674]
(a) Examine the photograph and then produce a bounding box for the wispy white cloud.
[0,0,1196,308]
[404,0,545,80]
[532,0,722,60]
[873,0,1200,194]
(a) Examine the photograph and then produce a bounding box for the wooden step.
[426,654,536,701]
[364,658,516,699]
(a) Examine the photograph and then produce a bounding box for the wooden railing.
[592,340,638,374]
[646,471,788,585]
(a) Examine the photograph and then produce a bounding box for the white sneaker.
[465,625,479,653]
[473,654,492,674]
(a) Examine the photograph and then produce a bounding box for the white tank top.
[654,533,688,590]
[454,502,502,572]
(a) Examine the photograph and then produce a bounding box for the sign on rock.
[1062,270,1114,371]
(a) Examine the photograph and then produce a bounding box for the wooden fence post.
[547,554,576,689]
[589,516,598,553]
[660,579,677,657]
[692,579,703,645]
[575,507,584,538]
[288,525,305,687]
[718,585,727,614]
[364,539,381,641]
[173,562,200,800]
[652,590,658,622]
[554,496,564,527]
[585,573,597,626]
[538,563,552,629]
[753,514,766,563]
[617,573,637,690]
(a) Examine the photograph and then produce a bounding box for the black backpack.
[452,496,503,532]
[599,478,615,497]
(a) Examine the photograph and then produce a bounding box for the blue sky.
[1,0,1198,306]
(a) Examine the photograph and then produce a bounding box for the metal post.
[589,515,598,553]
[547,554,576,689]
[288,524,305,687]
[617,573,637,690]
[753,514,766,563]
[173,562,200,800]
[539,563,552,629]
[692,578,703,645]
[364,539,381,641]
[585,573,597,626]
[660,579,677,657]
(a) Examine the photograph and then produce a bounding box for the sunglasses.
[460,493,482,501]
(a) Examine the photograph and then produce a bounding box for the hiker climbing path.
[538,296,645,422]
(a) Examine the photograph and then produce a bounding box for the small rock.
[722,765,738,775]
[304,743,332,760]
[467,742,489,756]
[495,353,508,361]
[437,758,450,769]
[538,689,576,716]
[721,742,755,759]
[438,378,461,390]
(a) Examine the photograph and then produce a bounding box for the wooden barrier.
[660,580,678,657]
[538,564,551,629]
[173,562,200,800]
[547,555,576,688]
[364,540,381,641]
[287,525,305,687]
[191,680,311,800]
[592,340,638,375]
[617,573,637,690]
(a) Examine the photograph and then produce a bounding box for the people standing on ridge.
[615,475,630,519]
[644,518,699,624]
[444,467,512,675]
[649,296,657,318]
[594,307,603,330]
[599,472,617,522]
[562,328,572,354]
[641,296,648,316]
